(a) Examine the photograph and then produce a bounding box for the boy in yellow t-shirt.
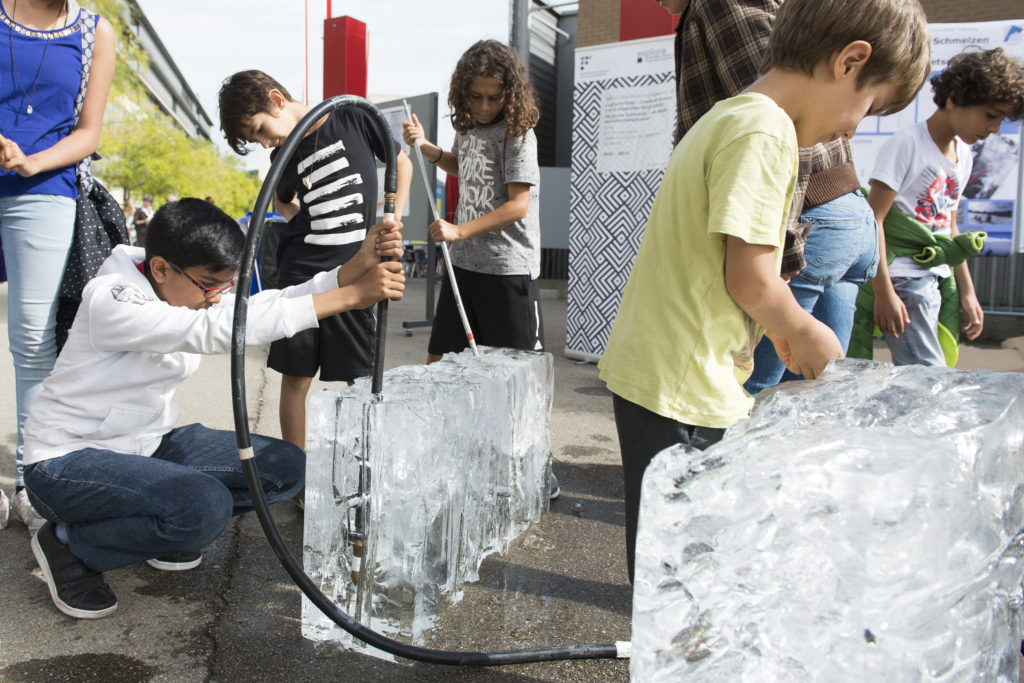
[598,0,931,582]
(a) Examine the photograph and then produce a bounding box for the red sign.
[620,0,678,42]
[323,15,368,99]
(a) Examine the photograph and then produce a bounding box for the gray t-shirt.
[450,122,541,278]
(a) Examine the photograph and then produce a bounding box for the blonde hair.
[764,0,930,115]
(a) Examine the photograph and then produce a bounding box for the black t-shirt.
[272,107,397,285]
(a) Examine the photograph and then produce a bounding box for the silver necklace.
[302,123,322,190]
[7,0,67,115]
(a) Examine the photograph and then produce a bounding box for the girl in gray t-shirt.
[403,39,544,363]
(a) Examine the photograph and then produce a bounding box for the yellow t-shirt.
[598,92,797,428]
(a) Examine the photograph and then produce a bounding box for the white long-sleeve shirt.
[24,245,340,464]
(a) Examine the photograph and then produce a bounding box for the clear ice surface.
[301,347,553,658]
[631,359,1024,682]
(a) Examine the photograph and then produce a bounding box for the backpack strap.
[74,6,98,190]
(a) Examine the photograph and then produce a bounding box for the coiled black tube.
[231,95,623,666]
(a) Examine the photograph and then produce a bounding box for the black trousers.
[612,394,725,583]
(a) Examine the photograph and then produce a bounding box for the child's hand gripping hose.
[230,94,626,665]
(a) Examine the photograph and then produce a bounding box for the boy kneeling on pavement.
[23,198,404,619]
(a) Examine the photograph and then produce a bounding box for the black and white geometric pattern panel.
[567,73,674,360]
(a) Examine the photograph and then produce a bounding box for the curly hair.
[931,48,1024,120]
[219,70,295,156]
[448,40,540,137]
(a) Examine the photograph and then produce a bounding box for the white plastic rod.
[403,100,479,357]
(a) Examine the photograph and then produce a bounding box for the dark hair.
[448,40,539,137]
[145,198,245,271]
[931,48,1024,120]
[219,70,295,155]
[764,0,930,116]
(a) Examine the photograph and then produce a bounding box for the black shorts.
[267,307,375,381]
[428,266,544,356]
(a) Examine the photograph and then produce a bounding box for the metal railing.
[970,253,1024,316]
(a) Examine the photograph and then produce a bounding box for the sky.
[136,0,510,169]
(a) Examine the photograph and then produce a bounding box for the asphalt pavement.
[1,275,1022,682]
[0,275,633,683]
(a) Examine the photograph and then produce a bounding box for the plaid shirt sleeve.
[804,139,853,176]
[674,0,782,144]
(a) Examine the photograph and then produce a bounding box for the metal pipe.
[403,99,479,357]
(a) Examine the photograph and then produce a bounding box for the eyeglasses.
[167,261,234,298]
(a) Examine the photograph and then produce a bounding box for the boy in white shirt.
[867,48,1024,365]
[23,198,404,619]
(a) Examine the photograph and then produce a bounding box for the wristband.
[431,146,443,164]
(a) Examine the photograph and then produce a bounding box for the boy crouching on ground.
[23,198,404,619]
[598,0,931,582]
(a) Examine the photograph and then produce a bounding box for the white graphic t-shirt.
[870,121,973,279]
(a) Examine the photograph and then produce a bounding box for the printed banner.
[566,36,675,361]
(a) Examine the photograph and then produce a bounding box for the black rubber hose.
[231,95,623,666]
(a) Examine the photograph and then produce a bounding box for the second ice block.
[631,359,1024,681]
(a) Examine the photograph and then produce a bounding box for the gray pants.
[883,275,947,367]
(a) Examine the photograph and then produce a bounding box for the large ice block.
[302,347,553,656]
[632,359,1024,681]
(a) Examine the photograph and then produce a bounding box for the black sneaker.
[146,551,202,571]
[31,522,117,619]
[549,471,560,501]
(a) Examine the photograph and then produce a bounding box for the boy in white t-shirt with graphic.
[867,48,1024,365]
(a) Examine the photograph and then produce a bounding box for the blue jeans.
[23,424,304,572]
[883,275,945,366]
[745,190,879,395]
[0,194,76,486]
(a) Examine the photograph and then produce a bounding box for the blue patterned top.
[0,3,86,199]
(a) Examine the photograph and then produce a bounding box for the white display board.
[852,20,1024,255]
[566,36,675,362]
[373,104,413,220]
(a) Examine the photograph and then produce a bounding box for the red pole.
[303,0,309,105]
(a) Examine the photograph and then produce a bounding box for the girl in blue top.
[0,0,115,530]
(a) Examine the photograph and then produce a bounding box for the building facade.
[125,0,213,140]
[578,0,1023,47]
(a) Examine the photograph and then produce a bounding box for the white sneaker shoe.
[146,551,202,571]
[13,489,46,535]
[0,489,10,530]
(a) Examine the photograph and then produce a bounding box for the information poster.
[566,36,675,362]
[853,20,1024,254]
[595,82,676,174]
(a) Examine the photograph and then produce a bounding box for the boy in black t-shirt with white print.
[219,70,412,451]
